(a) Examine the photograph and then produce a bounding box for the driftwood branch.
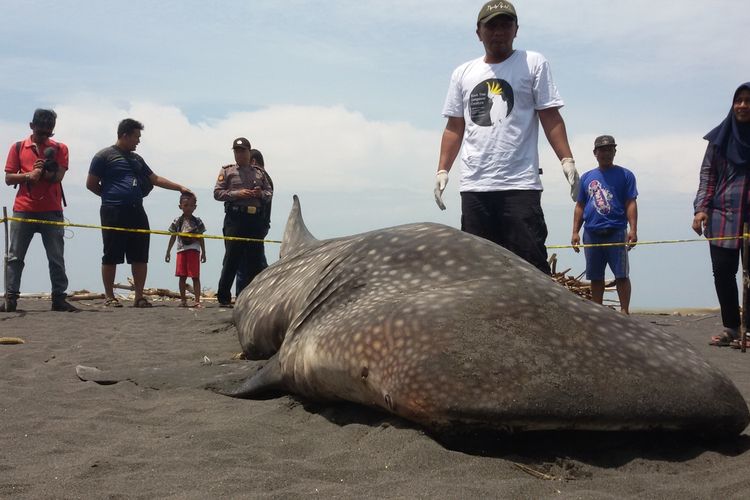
[549,256,619,308]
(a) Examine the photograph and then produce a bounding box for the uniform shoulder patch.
[218,164,233,181]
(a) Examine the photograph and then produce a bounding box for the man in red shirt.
[2,109,78,312]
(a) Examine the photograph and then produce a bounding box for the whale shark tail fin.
[280,195,318,259]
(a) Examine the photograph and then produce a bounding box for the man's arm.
[434,116,465,210]
[86,174,102,196]
[437,116,465,174]
[5,168,43,186]
[571,202,584,253]
[539,107,579,201]
[625,198,638,249]
[538,107,572,159]
[149,173,191,194]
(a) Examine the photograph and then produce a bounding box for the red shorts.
[175,249,200,278]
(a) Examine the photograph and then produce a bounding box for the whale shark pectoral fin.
[75,365,121,385]
[220,354,285,399]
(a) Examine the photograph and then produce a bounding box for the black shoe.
[51,299,79,312]
[218,301,233,309]
[0,298,17,313]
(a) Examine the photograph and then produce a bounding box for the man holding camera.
[2,109,78,312]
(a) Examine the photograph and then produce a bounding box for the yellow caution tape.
[0,216,281,244]
[0,215,746,249]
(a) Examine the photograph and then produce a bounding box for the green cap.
[477,1,517,23]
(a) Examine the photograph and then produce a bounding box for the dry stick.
[114,280,217,301]
[3,207,8,312]
[512,462,557,481]
[742,223,748,353]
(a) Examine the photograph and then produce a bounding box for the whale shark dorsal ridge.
[280,195,319,259]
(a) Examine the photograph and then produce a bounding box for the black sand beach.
[2,299,750,498]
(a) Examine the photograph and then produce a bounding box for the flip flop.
[133,298,153,308]
[730,339,750,349]
[709,332,738,346]
[104,298,123,308]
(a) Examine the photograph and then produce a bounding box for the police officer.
[214,137,273,307]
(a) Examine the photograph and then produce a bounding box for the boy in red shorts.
[165,193,207,307]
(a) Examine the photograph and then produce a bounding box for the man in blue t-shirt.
[86,118,192,308]
[571,135,638,313]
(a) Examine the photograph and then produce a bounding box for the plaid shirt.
[693,144,749,249]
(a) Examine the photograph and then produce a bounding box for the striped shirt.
[693,144,749,249]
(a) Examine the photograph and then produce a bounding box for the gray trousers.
[5,211,69,299]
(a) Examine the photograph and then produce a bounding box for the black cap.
[594,135,617,149]
[232,137,251,150]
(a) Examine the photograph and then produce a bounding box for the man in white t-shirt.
[434,0,579,274]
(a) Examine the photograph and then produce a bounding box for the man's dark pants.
[460,190,551,274]
[217,211,267,304]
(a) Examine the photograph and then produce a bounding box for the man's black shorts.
[460,190,550,274]
[100,204,150,265]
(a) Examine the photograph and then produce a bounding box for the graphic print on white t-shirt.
[469,78,514,127]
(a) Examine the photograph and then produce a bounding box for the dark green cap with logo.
[477,0,517,23]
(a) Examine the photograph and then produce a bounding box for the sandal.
[104,298,123,308]
[190,303,204,309]
[730,339,750,349]
[709,330,738,347]
[133,298,153,308]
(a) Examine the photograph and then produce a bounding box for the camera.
[42,147,59,173]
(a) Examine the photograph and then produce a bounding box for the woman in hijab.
[693,83,750,346]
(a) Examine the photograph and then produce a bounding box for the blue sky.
[1,0,748,309]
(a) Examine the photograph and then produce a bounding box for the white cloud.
[13,100,439,198]
[2,98,708,209]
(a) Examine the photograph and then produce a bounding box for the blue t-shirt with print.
[577,165,638,231]
[88,146,154,206]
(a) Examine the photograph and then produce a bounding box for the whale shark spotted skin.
[226,196,749,436]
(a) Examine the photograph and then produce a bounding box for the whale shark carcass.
[225,196,749,436]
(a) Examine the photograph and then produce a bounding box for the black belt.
[227,205,259,215]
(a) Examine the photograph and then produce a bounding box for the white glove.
[561,158,580,202]
[434,170,449,210]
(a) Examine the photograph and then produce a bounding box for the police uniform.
[214,159,273,305]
